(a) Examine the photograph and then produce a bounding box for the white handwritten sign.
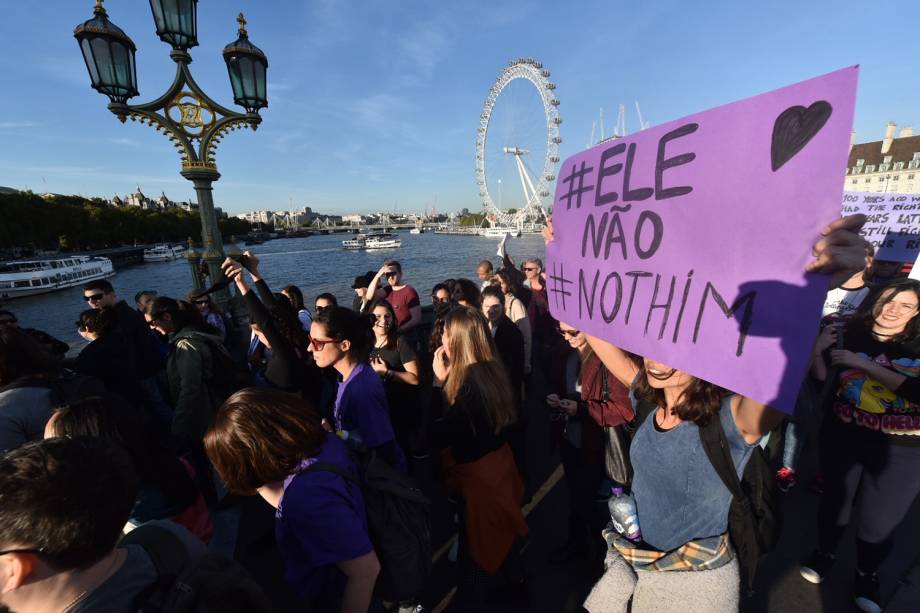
[841,192,920,262]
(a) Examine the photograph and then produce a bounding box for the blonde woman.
[431,305,528,611]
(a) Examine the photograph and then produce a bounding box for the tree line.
[0,191,250,253]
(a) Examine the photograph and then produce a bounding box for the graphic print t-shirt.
[834,326,920,439]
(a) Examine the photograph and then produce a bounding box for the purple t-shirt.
[275,433,373,600]
[334,362,397,449]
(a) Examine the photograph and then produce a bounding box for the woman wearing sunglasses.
[546,322,634,566]
[187,291,228,342]
[309,305,406,473]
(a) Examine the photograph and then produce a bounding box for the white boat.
[479,227,521,238]
[0,256,115,299]
[364,236,402,249]
[342,232,402,250]
[144,244,181,262]
[409,228,423,234]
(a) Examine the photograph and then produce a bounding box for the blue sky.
[1,0,918,216]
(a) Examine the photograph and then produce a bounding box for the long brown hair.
[849,279,920,346]
[204,388,326,494]
[442,306,516,433]
[632,367,726,426]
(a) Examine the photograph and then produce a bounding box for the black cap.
[352,274,371,289]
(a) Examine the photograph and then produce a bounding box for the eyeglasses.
[432,297,450,304]
[84,293,105,302]
[558,328,580,337]
[309,337,337,351]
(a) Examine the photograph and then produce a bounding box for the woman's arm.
[337,551,380,613]
[391,359,420,386]
[584,334,640,388]
[733,396,784,445]
[830,350,909,394]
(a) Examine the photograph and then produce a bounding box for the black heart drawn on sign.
[770,101,833,172]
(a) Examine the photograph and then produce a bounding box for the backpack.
[699,414,781,595]
[632,398,781,594]
[121,523,273,613]
[303,452,432,603]
[172,335,243,403]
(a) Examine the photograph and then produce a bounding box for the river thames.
[4,231,546,350]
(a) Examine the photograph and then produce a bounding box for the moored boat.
[0,256,115,299]
[143,244,181,262]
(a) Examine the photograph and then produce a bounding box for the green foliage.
[458,213,487,227]
[0,192,250,251]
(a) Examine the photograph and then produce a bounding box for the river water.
[5,231,546,350]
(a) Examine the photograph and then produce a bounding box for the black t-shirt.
[832,324,920,441]
[431,379,507,464]
[369,336,417,372]
[370,337,418,423]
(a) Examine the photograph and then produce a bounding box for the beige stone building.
[846,122,920,194]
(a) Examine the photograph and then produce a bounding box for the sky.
[1,0,919,216]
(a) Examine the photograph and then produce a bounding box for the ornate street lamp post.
[74,0,268,308]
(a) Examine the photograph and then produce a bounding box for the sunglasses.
[523,267,538,272]
[558,328,580,337]
[385,271,399,278]
[315,305,331,312]
[84,293,105,302]
[309,337,337,351]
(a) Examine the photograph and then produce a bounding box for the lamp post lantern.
[74,0,268,309]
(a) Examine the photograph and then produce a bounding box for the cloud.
[353,93,412,129]
[106,137,141,147]
[397,19,453,81]
[0,121,39,129]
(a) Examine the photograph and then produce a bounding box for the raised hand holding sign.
[545,67,860,413]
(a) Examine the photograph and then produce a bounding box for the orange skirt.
[444,444,529,573]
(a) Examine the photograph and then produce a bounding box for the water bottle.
[608,487,641,542]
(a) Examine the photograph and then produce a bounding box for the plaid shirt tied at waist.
[603,522,733,572]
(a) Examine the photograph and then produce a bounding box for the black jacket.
[112,301,165,378]
[492,315,524,403]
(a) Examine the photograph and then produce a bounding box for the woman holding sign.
[801,278,920,613]
[543,214,872,611]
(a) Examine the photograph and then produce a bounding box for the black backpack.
[121,524,273,613]
[633,399,781,594]
[303,452,432,603]
[699,413,781,594]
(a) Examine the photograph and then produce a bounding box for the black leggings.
[817,415,920,573]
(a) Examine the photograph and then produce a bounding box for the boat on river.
[342,232,402,250]
[0,256,115,299]
[479,226,521,238]
[143,244,183,262]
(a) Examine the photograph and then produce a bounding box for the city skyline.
[1,0,919,215]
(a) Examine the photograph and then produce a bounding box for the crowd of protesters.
[0,211,917,613]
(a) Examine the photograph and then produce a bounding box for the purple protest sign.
[545,67,859,414]
[841,191,920,262]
